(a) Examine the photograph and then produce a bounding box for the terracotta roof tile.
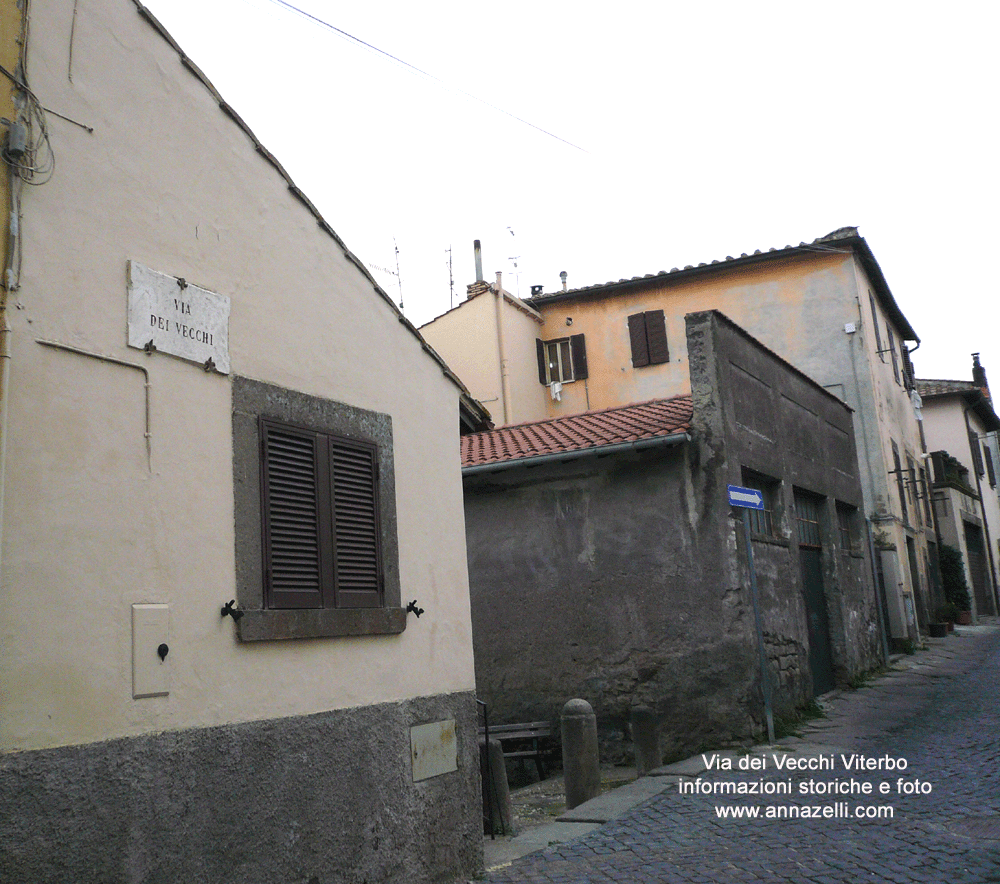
[916,378,977,397]
[462,396,693,468]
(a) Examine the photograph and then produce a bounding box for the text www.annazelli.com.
[715,804,894,820]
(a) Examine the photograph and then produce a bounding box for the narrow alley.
[477,625,1000,883]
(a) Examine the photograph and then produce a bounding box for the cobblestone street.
[476,625,1000,883]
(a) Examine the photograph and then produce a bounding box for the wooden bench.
[479,720,557,780]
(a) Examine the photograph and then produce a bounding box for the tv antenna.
[446,245,454,308]
[366,237,404,310]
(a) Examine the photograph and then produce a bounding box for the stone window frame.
[232,376,405,641]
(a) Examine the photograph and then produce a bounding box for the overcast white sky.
[149,0,999,384]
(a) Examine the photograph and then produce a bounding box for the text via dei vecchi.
[127,260,230,374]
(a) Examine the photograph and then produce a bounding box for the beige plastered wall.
[1,0,475,752]
[421,287,545,426]
[532,251,928,630]
[533,253,859,418]
[850,258,930,627]
[924,398,1000,578]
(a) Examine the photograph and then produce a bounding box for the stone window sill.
[237,607,407,642]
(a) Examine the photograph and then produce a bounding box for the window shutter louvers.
[985,447,997,488]
[628,313,649,367]
[569,334,588,380]
[970,432,985,477]
[901,347,915,391]
[536,339,547,385]
[261,421,328,609]
[644,310,669,364]
[331,440,383,608]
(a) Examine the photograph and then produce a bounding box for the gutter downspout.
[463,432,691,477]
[494,271,511,426]
[907,340,947,610]
[0,312,9,572]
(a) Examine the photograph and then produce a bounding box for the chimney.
[973,352,990,400]
[559,270,568,292]
[474,240,484,282]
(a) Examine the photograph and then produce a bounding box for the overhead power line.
[262,0,588,153]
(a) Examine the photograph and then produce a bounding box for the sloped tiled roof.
[916,379,977,398]
[462,396,693,468]
[529,227,918,342]
[916,378,1000,432]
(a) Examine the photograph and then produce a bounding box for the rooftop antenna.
[508,256,521,298]
[506,226,521,298]
[394,237,403,310]
[446,245,454,308]
[366,240,404,309]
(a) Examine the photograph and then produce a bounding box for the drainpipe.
[494,271,510,426]
[964,401,999,615]
[0,311,9,575]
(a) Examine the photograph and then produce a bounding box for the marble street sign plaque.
[127,260,230,373]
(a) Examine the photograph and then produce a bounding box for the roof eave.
[529,233,919,344]
[462,431,691,476]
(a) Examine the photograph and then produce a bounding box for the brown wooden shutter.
[628,313,649,367]
[970,432,985,477]
[261,420,330,609]
[985,447,997,488]
[644,310,669,364]
[900,347,915,391]
[536,339,547,384]
[931,450,946,484]
[569,334,588,380]
[331,437,382,608]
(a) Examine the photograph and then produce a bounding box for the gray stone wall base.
[0,691,483,884]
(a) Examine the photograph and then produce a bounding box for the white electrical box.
[410,719,458,781]
[132,604,170,699]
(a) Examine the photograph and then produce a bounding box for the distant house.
[917,357,1000,619]
[0,3,481,882]
[424,228,932,646]
[462,311,882,759]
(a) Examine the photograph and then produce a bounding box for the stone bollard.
[479,737,512,835]
[630,705,660,777]
[561,698,600,810]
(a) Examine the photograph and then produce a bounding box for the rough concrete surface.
[474,623,1000,882]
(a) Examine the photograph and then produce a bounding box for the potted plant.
[940,544,973,625]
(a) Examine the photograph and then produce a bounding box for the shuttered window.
[869,293,884,361]
[970,432,985,478]
[261,418,382,610]
[627,310,669,368]
[985,446,997,489]
[536,334,588,384]
[886,325,900,384]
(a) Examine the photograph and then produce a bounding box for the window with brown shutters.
[869,293,884,362]
[261,417,382,610]
[627,310,669,368]
[535,334,588,384]
[985,446,997,489]
[886,325,900,384]
[970,431,985,478]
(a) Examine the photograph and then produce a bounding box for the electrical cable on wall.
[0,64,55,186]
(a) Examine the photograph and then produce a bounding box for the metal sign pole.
[742,508,775,744]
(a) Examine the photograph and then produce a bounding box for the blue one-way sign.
[727,485,764,510]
